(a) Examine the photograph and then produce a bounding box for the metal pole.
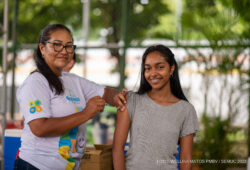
[1,0,9,168]
[119,0,128,90]
[10,0,18,119]
[81,0,89,77]
[175,0,182,43]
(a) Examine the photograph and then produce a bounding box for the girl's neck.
[147,85,179,105]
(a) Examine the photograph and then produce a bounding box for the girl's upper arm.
[113,108,131,148]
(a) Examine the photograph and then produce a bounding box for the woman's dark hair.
[73,52,76,61]
[34,24,73,95]
[137,44,188,101]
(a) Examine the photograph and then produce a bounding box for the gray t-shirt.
[125,92,199,170]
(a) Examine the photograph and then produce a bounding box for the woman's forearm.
[29,96,105,137]
[103,87,119,106]
[29,109,92,137]
[103,88,127,111]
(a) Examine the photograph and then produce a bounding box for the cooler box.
[4,129,22,170]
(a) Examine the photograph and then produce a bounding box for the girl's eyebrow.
[155,62,165,65]
[144,62,165,66]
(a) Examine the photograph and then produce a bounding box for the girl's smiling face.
[144,51,175,90]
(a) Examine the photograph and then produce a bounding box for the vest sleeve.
[79,77,105,102]
[16,75,51,123]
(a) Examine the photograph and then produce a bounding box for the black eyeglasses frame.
[45,41,76,54]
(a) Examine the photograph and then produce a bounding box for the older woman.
[14,24,126,170]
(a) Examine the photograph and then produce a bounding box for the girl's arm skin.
[179,134,194,170]
[113,108,131,170]
[28,87,127,137]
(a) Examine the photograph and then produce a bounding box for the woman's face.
[144,51,175,90]
[40,29,74,75]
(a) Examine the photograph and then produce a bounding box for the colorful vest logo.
[29,100,42,114]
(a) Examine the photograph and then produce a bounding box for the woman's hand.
[113,88,128,111]
[84,96,105,118]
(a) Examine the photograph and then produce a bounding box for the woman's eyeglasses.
[46,41,76,54]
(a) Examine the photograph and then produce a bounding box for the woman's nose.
[61,47,68,54]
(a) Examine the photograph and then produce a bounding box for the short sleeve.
[180,105,200,138]
[79,77,105,102]
[16,74,52,123]
[126,91,136,120]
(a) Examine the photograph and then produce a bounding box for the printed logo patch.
[29,100,42,114]
[65,89,80,104]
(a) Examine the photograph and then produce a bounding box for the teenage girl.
[113,45,199,170]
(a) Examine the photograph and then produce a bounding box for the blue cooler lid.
[4,129,22,170]
[4,129,22,137]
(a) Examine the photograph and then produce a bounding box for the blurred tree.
[0,0,82,43]
[220,0,250,39]
[181,0,250,42]
[150,0,250,42]
[0,0,83,66]
[90,0,169,72]
[0,0,169,82]
[0,0,169,43]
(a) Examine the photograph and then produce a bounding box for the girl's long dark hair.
[34,24,72,95]
[137,44,188,101]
